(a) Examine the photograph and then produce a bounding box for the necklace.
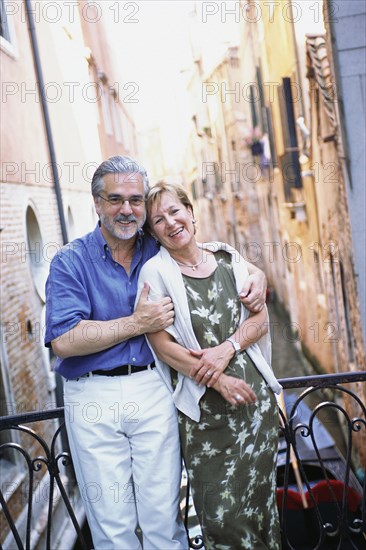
[174,257,204,271]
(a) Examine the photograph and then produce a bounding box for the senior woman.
[137,182,282,550]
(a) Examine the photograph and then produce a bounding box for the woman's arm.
[189,306,269,386]
[147,331,256,406]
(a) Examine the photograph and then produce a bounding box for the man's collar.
[136,228,144,250]
[93,222,107,251]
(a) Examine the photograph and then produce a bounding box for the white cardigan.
[136,241,282,421]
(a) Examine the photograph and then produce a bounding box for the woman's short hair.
[146,181,194,224]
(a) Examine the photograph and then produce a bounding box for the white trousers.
[63,368,188,550]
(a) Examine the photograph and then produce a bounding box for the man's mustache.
[114,215,137,223]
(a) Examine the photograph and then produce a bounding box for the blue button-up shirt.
[45,223,158,379]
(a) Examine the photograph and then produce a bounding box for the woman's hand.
[213,373,257,406]
[188,340,235,387]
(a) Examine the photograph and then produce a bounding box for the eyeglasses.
[96,194,145,208]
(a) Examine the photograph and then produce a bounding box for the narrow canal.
[269,299,347,454]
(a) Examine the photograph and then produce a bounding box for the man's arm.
[51,283,174,358]
[240,262,267,312]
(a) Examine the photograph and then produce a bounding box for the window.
[248,66,265,132]
[255,65,265,132]
[25,206,55,391]
[248,66,276,168]
[265,106,277,167]
[278,77,302,201]
[0,0,17,56]
[0,0,10,41]
[249,84,259,129]
[26,206,48,302]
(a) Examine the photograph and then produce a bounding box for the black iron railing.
[1,372,365,550]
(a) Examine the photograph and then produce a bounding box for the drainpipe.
[24,0,69,245]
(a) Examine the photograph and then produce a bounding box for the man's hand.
[240,267,267,312]
[213,373,257,406]
[134,283,174,333]
[188,340,235,387]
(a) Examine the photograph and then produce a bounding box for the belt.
[82,362,155,378]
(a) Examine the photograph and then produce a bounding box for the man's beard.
[99,211,146,241]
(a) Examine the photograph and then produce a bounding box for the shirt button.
[132,357,136,362]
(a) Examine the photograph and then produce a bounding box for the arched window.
[25,205,48,302]
[25,205,55,390]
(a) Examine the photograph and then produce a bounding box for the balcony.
[1,372,365,550]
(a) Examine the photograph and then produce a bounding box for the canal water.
[268,299,347,454]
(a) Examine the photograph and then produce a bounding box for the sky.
[102,1,241,122]
[104,1,194,125]
[99,0,241,171]
[98,1,196,171]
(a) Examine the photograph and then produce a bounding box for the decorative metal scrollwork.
[1,373,365,549]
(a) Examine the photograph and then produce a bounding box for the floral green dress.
[176,251,281,550]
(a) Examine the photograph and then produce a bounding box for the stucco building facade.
[178,0,365,462]
[0,0,137,545]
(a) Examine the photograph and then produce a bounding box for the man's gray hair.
[91,156,149,196]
